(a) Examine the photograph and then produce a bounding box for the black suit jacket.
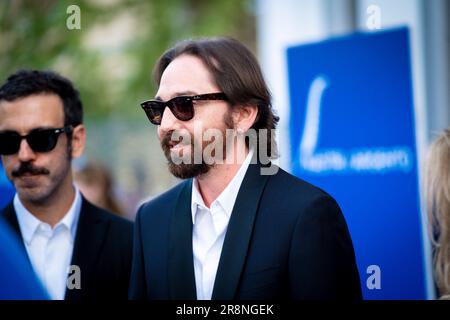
[129,164,362,300]
[0,197,133,300]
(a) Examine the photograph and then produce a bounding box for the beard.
[162,142,210,179]
[160,113,234,179]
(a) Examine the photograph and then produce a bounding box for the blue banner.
[287,27,428,299]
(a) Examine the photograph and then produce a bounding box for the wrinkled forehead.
[156,54,220,101]
[0,93,65,133]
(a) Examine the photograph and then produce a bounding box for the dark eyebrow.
[0,126,61,135]
[154,91,198,101]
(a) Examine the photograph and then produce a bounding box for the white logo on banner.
[297,75,413,174]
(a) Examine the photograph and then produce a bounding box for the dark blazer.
[0,197,133,300]
[129,164,362,300]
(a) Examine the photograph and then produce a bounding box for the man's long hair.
[154,37,279,160]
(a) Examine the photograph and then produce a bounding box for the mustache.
[160,130,190,151]
[12,162,50,177]
[160,131,173,152]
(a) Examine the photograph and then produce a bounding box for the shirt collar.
[14,186,82,245]
[191,148,254,224]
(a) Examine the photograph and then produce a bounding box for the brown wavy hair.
[427,128,450,298]
[154,37,279,159]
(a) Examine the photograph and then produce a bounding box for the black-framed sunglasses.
[0,126,73,155]
[140,92,228,125]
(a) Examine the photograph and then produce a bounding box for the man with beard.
[0,70,132,300]
[130,38,362,300]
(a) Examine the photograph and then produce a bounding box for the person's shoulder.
[269,166,331,199]
[0,219,49,299]
[269,167,343,222]
[138,180,189,216]
[82,199,133,231]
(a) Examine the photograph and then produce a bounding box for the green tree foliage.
[0,0,255,119]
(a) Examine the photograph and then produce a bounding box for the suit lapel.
[0,202,31,262]
[212,163,270,300]
[168,179,197,299]
[65,198,109,300]
[1,202,22,237]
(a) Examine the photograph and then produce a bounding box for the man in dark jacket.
[130,37,362,300]
[0,70,132,300]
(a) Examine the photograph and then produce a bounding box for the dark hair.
[0,69,83,126]
[154,37,279,159]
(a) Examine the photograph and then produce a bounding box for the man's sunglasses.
[0,126,73,155]
[140,92,228,125]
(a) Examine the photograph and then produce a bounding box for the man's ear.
[233,104,258,132]
[70,124,86,158]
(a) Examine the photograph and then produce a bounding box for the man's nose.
[158,107,182,137]
[17,139,37,162]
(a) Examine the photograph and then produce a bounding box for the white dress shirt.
[14,187,82,300]
[191,148,254,300]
